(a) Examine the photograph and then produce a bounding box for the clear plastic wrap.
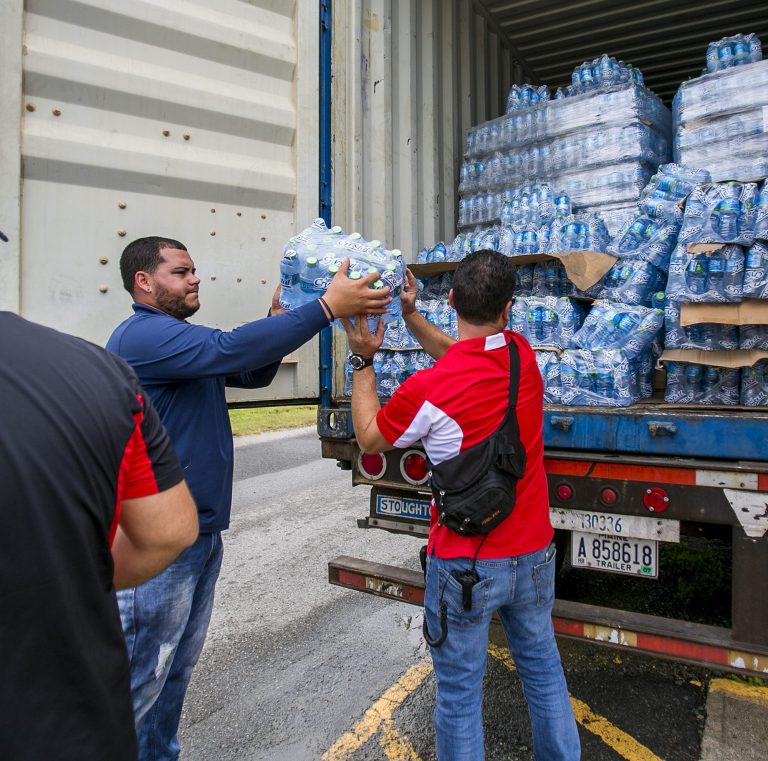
[666,243,744,302]
[590,259,667,306]
[506,84,550,113]
[673,59,768,181]
[705,34,762,74]
[741,360,768,406]
[560,348,651,407]
[755,181,768,240]
[664,300,739,350]
[741,241,768,298]
[584,202,638,238]
[535,351,562,403]
[531,260,573,297]
[572,301,664,358]
[678,182,758,246]
[638,163,711,223]
[739,325,768,350]
[508,296,585,350]
[279,219,406,323]
[607,216,679,270]
[344,350,436,398]
[664,362,740,405]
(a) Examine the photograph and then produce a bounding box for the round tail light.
[556,483,573,501]
[358,451,386,480]
[599,487,618,506]
[643,486,670,512]
[400,450,429,485]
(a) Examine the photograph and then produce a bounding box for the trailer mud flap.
[329,555,768,679]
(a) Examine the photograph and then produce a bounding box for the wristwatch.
[348,353,374,371]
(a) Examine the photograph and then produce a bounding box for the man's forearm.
[403,311,456,359]
[351,367,383,451]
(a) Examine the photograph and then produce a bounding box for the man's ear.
[502,300,512,325]
[135,271,152,295]
[448,289,455,308]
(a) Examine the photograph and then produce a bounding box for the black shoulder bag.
[428,339,526,536]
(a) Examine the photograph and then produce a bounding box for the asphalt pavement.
[177,427,768,761]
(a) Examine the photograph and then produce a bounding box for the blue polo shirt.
[107,301,329,532]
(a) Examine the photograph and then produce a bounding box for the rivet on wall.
[236,212,242,217]
[260,236,266,242]
[99,285,109,294]
[261,214,267,220]
[117,229,127,237]
[260,279,267,285]
[52,108,62,117]
[99,257,109,265]
[210,275,217,281]
[236,277,242,283]
[25,103,35,112]
[210,231,216,236]
[162,129,170,137]
[210,208,216,214]
[118,201,127,209]
[183,133,190,141]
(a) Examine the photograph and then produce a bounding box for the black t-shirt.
[0,313,184,761]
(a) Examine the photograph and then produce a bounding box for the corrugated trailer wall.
[330,0,527,396]
[0,0,320,403]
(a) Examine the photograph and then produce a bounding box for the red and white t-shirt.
[377,329,552,559]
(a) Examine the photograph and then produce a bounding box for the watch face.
[349,353,371,370]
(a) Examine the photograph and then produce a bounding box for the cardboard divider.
[660,348,768,368]
[409,250,616,292]
[680,300,768,326]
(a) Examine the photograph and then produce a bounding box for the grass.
[228,405,317,436]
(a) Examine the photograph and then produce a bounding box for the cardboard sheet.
[660,348,768,368]
[680,300,768,326]
[409,250,616,291]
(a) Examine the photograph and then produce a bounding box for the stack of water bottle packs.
[523,301,663,407]
[460,67,671,220]
[673,37,767,182]
[662,177,768,406]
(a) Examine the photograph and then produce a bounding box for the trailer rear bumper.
[329,555,768,679]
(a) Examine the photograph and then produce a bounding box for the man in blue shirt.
[108,235,390,761]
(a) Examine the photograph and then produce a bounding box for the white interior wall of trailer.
[330,0,519,395]
[0,0,320,402]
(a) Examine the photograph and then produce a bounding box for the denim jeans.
[117,531,223,761]
[424,546,580,761]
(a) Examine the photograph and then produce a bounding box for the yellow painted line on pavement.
[709,677,768,704]
[379,718,422,761]
[321,659,433,761]
[489,646,663,761]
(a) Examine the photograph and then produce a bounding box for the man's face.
[146,248,201,320]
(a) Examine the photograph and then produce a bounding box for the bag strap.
[498,336,521,441]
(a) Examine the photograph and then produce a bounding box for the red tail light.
[401,450,429,485]
[599,487,618,506]
[556,483,573,501]
[358,452,386,480]
[643,486,670,512]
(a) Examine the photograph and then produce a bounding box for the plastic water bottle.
[685,364,704,395]
[618,219,649,254]
[707,253,725,296]
[716,184,742,241]
[299,256,320,298]
[614,312,641,347]
[593,370,613,400]
[718,40,734,68]
[734,39,751,66]
[702,367,721,402]
[686,257,708,296]
[541,308,557,346]
[279,249,302,308]
[587,307,617,350]
[555,193,571,219]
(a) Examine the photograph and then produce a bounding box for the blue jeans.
[424,546,580,761]
[117,531,223,761]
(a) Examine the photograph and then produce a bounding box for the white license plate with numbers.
[551,508,679,542]
[571,532,658,578]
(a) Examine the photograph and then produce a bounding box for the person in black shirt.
[0,312,198,761]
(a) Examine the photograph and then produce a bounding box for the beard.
[154,284,200,320]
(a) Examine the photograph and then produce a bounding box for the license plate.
[571,532,658,578]
[375,494,431,522]
[551,508,679,542]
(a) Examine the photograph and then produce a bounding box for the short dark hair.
[451,249,516,325]
[120,237,187,294]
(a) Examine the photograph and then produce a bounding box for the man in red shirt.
[343,250,580,761]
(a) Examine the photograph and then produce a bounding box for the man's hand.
[401,268,418,317]
[323,258,392,319]
[340,315,385,358]
[270,284,287,316]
